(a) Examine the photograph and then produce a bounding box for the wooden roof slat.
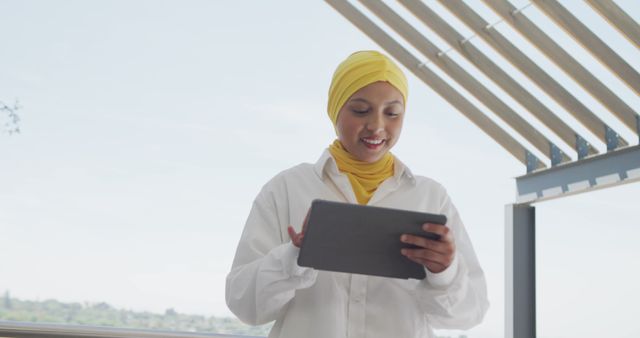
[483,0,639,135]
[398,0,598,156]
[324,0,546,169]
[586,0,640,50]
[531,0,640,97]
[360,0,569,163]
[436,0,628,148]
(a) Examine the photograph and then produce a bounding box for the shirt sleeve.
[225,185,318,325]
[416,191,490,330]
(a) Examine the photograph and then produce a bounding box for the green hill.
[0,290,271,336]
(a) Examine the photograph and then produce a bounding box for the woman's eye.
[387,111,400,117]
[352,109,369,115]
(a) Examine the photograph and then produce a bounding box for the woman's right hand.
[287,208,311,248]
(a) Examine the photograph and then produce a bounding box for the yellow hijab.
[327,51,408,127]
[329,140,394,205]
[326,51,408,205]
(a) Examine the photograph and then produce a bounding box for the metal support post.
[505,204,536,338]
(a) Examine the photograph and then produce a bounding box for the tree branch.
[0,99,21,135]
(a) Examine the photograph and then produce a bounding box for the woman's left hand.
[400,223,456,274]
[287,208,311,248]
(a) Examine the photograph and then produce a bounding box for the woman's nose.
[366,113,384,132]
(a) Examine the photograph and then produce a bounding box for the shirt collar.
[313,148,416,186]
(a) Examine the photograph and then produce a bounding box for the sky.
[0,1,639,337]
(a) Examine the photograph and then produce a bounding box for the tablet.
[297,199,447,280]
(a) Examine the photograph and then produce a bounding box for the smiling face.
[335,81,405,163]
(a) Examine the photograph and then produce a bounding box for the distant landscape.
[0,290,271,336]
[0,290,470,338]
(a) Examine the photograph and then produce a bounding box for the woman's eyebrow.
[349,98,402,106]
[385,100,402,106]
[349,98,370,104]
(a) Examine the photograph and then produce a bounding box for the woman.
[226,51,488,338]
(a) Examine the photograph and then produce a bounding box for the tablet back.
[297,199,447,280]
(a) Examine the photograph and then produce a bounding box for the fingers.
[404,255,446,272]
[401,247,453,268]
[401,234,446,253]
[401,223,456,272]
[287,225,297,240]
[288,225,303,248]
[401,223,455,252]
[422,223,453,242]
[401,246,453,273]
[290,208,311,248]
[401,236,454,257]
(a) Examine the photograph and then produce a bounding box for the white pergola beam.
[586,0,640,50]
[532,0,640,97]
[437,0,628,149]
[398,0,598,157]
[484,0,639,135]
[324,0,545,169]
[359,0,569,164]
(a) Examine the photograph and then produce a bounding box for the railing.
[0,321,263,338]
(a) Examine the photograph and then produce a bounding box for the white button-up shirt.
[226,150,489,338]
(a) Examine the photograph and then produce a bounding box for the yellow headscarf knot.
[327,50,408,127]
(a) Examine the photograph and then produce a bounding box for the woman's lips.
[361,137,385,149]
